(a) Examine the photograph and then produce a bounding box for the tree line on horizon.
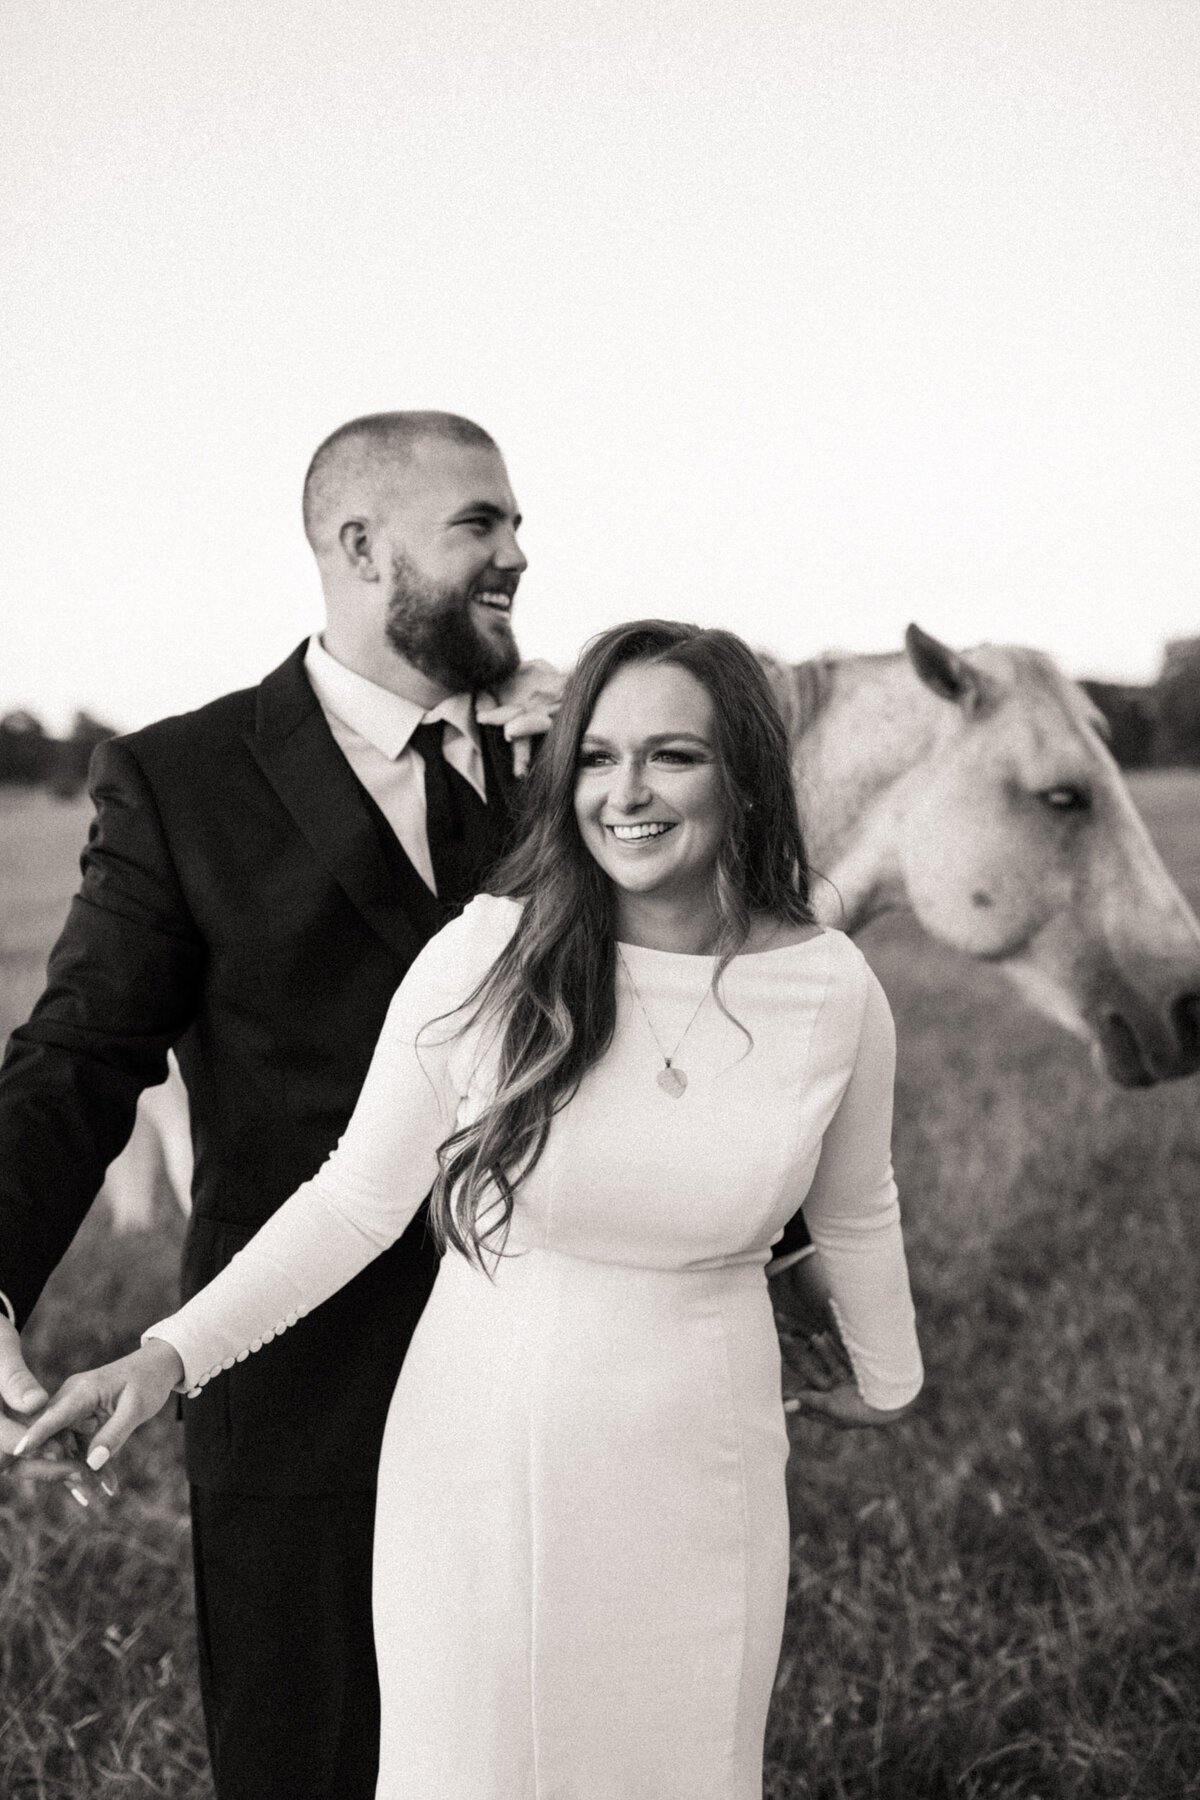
[1080,634,1200,769]
[0,710,118,796]
[1,634,1198,792]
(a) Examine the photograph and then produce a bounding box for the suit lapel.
[245,644,439,961]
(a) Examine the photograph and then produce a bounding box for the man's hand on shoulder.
[476,660,565,777]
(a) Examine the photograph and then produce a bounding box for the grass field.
[1,776,1199,1798]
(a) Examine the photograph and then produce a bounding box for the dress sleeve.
[801,961,924,1411]
[143,905,498,1394]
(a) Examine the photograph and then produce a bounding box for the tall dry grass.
[1,778,1198,1797]
[0,792,205,1797]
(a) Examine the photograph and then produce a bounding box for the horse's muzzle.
[1169,992,1200,1069]
[1095,993,1200,1087]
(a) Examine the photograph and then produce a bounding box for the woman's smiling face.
[573,660,727,920]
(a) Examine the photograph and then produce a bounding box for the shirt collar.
[304,635,481,759]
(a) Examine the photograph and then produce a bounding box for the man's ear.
[338,518,380,581]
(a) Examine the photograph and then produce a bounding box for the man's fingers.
[503,710,556,741]
[2,1369,49,1414]
[479,659,565,719]
[476,703,557,738]
[12,1455,82,1482]
[476,697,561,729]
[784,1386,858,1424]
[0,1319,48,1414]
[810,1330,854,1384]
[787,1387,839,1414]
[784,1383,911,1430]
[780,1327,853,1396]
[0,1447,74,1480]
[474,699,523,724]
[477,705,559,737]
[770,1263,840,1343]
[476,705,559,779]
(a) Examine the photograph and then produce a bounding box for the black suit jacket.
[0,642,524,1493]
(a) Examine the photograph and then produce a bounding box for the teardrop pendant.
[656,1064,688,1099]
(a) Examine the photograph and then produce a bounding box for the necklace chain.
[616,945,711,1091]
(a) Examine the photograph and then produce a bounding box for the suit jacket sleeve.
[0,737,205,1325]
[143,898,510,1392]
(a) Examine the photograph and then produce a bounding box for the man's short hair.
[302,411,498,553]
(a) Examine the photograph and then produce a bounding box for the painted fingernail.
[86,1445,110,1471]
[67,1484,90,1508]
[11,1433,29,1457]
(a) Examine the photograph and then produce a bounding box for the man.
[0,411,560,1799]
[0,408,835,1794]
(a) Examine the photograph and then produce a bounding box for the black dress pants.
[190,1485,381,1800]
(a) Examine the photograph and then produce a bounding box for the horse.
[102,624,1200,1230]
[761,623,1200,1087]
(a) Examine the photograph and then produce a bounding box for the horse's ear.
[905,623,985,713]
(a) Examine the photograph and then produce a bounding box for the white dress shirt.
[303,634,488,897]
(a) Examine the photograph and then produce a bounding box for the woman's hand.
[784,1385,916,1429]
[13,1339,185,1473]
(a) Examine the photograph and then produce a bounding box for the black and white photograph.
[2,4,1198,1796]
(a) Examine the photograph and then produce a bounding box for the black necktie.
[410,721,498,910]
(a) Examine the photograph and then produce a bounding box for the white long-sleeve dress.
[146,894,923,1800]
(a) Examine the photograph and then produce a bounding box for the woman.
[19,621,923,1799]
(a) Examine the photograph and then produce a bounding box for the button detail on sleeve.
[183,1300,309,1398]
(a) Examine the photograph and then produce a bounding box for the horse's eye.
[1038,785,1090,812]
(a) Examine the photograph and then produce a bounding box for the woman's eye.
[576,747,698,769]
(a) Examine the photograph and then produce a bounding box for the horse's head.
[895,624,1200,1086]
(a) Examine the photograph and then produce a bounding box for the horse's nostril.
[1169,993,1200,1062]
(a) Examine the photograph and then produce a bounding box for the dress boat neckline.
[614,928,828,963]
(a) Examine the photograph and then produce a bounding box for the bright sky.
[4,1,1200,732]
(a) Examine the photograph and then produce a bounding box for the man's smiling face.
[379,439,527,692]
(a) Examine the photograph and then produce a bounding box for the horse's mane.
[756,650,843,741]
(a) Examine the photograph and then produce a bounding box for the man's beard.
[384,552,520,693]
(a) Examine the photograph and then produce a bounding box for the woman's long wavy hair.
[428,619,817,1267]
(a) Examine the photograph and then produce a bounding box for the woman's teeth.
[609,823,675,841]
